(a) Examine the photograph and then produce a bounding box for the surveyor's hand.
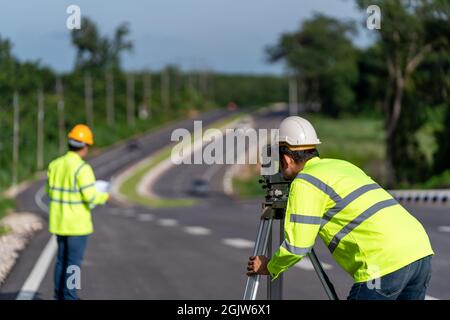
[246,255,269,276]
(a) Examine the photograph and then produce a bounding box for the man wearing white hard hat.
[247,116,433,300]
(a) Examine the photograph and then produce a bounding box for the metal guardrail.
[389,189,450,204]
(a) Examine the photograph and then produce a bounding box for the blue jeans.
[347,255,432,300]
[54,235,89,300]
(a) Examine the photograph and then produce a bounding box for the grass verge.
[0,197,15,236]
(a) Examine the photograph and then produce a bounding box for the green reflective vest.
[46,151,109,235]
[267,157,433,283]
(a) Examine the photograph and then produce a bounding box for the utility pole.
[12,92,19,187]
[56,78,65,154]
[161,69,170,111]
[84,73,94,128]
[187,71,195,93]
[289,77,298,116]
[126,73,135,127]
[140,72,151,119]
[37,88,45,171]
[200,70,208,98]
[106,71,115,126]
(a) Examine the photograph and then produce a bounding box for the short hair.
[68,143,86,152]
[279,146,319,164]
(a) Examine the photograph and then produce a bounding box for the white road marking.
[294,257,333,271]
[16,236,58,300]
[438,226,450,233]
[222,119,259,196]
[16,185,56,300]
[137,213,154,222]
[426,295,439,300]
[184,226,212,236]
[35,184,48,212]
[157,219,179,227]
[222,238,255,249]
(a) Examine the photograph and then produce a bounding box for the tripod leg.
[243,218,273,300]
[307,249,339,300]
[267,218,284,300]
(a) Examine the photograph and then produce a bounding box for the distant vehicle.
[227,102,238,111]
[191,178,209,197]
[127,139,141,151]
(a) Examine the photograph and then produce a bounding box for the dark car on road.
[190,178,209,197]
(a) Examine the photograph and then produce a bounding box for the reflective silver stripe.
[281,240,312,256]
[290,214,322,225]
[49,183,94,193]
[49,198,85,205]
[321,183,381,227]
[296,173,342,203]
[80,183,95,190]
[73,163,87,190]
[49,186,80,193]
[327,198,399,253]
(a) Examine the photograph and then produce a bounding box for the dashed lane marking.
[157,219,179,227]
[137,213,154,222]
[438,226,450,233]
[184,226,212,236]
[222,238,255,249]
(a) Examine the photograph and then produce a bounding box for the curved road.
[0,108,449,300]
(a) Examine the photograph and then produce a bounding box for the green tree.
[71,17,133,72]
[355,0,450,186]
[266,14,359,116]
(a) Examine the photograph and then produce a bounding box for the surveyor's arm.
[267,178,326,280]
[45,163,53,196]
[77,163,109,205]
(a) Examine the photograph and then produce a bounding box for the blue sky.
[0,0,372,74]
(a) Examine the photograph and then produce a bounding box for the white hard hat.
[278,116,321,147]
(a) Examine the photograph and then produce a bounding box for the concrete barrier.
[389,189,450,204]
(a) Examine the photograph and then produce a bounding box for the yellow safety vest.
[46,151,109,235]
[267,157,434,283]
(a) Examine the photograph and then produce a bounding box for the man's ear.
[282,153,291,166]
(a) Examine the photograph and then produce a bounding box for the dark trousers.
[348,255,432,300]
[54,235,89,300]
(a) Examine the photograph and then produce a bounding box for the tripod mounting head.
[259,144,291,219]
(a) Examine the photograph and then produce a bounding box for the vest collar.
[67,151,82,160]
[303,156,320,169]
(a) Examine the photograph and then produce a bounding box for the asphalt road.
[1,107,449,300]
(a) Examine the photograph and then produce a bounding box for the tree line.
[267,0,450,187]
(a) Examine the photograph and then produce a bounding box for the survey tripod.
[243,172,339,300]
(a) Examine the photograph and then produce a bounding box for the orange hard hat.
[67,124,94,146]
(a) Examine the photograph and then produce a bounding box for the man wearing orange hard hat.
[46,124,109,300]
